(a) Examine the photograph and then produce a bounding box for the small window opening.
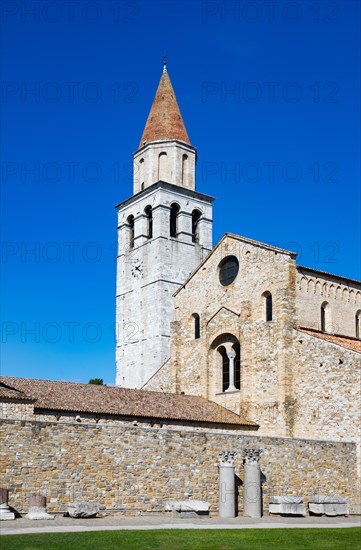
[321,301,329,332]
[193,314,200,339]
[182,154,188,186]
[263,292,272,321]
[356,310,361,339]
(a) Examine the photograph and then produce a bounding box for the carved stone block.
[308,495,349,516]
[165,500,210,516]
[67,502,99,518]
[269,496,306,516]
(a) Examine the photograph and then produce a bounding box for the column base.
[25,507,55,520]
[0,509,15,521]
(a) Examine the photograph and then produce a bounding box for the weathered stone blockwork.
[170,235,298,436]
[0,419,358,514]
[1,401,34,420]
[292,331,361,478]
[116,181,213,389]
[297,267,361,337]
[166,234,361,506]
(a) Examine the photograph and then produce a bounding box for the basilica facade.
[116,62,360,467]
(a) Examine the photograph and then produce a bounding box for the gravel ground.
[1,513,360,535]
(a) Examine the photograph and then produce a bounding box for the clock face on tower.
[131,259,144,279]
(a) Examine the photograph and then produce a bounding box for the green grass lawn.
[1,528,360,550]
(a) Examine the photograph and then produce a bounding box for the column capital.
[218,451,237,466]
[243,448,261,464]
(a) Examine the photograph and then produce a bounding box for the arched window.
[127,215,134,249]
[144,206,153,239]
[263,291,272,321]
[158,152,167,181]
[321,301,329,332]
[218,344,241,393]
[356,310,361,339]
[182,154,188,186]
[192,209,201,243]
[170,203,180,238]
[193,313,200,339]
[213,335,241,393]
[139,158,144,190]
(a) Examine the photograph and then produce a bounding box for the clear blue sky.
[1,0,360,384]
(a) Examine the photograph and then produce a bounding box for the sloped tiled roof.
[297,327,361,354]
[0,377,257,427]
[139,66,190,147]
[0,383,34,401]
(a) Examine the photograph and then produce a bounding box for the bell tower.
[115,62,214,388]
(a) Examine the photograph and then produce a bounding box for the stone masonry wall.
[0,419,358,515]
[141,358,176,392]
[292,331,361,478]
[167,235,361,502]
[296,267,361,337]
[0,401,34,420]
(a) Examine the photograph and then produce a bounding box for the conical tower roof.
[139,63,190,147]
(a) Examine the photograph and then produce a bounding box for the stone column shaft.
[218,451,237,518]
[243,448,262,518]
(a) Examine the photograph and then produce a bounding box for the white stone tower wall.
[116,183,213,388]
[133,140,196,194]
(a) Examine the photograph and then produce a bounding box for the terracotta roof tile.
[139,68,190,147]
[0,377,257,427]
[0,383,34,401]
[297,327,361,353]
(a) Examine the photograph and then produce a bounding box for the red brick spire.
[139,62,190,147]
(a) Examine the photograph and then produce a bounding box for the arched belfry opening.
[144,205,153,239]
[127,215,135,249]
[192,209,202,243]
[170,203,180,238]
